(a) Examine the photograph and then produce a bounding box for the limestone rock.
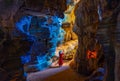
[62,23,77,42]
[74,0,104,75]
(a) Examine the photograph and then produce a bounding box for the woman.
[58,51,64,67]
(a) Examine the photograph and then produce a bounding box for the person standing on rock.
[58,50,64,67]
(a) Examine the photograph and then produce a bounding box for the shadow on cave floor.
[27,60,86,81]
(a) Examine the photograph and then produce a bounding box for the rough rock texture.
[62,23,77,42]
[25,0,67,19]
[74,0,102,75]
[74,0,120,81]
[0,0,119,81]
[0,38,32,81]
[55,40,78,59]
[97,1,120,81]
[15,15,65,72]
[114,4,120,81]
[0,0,24,30]
[0,0,67,80]
[62,0,78,42]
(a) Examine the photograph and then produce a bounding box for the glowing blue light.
[58,28,66,44]
[37,55,51,70]
[16,15,65,70]
[15,16,32,35]
[37,55,47,64]
[20,55,31,64]
[23,72,27,77]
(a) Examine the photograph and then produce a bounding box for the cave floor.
[27,60,86,81]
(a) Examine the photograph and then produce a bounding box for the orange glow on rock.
[87,50,97,59]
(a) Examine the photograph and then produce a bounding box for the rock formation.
[74,0,120,81]
[0,0,67,80]
[0,0,119,81]
[113,3,120,81]
[74,0,102,75]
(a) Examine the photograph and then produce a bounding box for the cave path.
[27,61,86,81]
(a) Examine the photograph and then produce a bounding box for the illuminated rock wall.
[15,15,65,71]
[0,0,67,80]
[62,0,78,42]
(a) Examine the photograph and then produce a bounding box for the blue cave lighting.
[15,15,65,70]
[37,55,50,70]
[15,16,32,35]
[20,55,31,64]
[58,28,66,44]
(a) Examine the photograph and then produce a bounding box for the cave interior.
[0,0,120,81]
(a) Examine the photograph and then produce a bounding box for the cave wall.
[74,0,101,75]
[62,0,78,42]
[114,4,120,81]
[15,15,65,72]
[0,0,67,80]
[0,0,119,81]
[74,0,120,81]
